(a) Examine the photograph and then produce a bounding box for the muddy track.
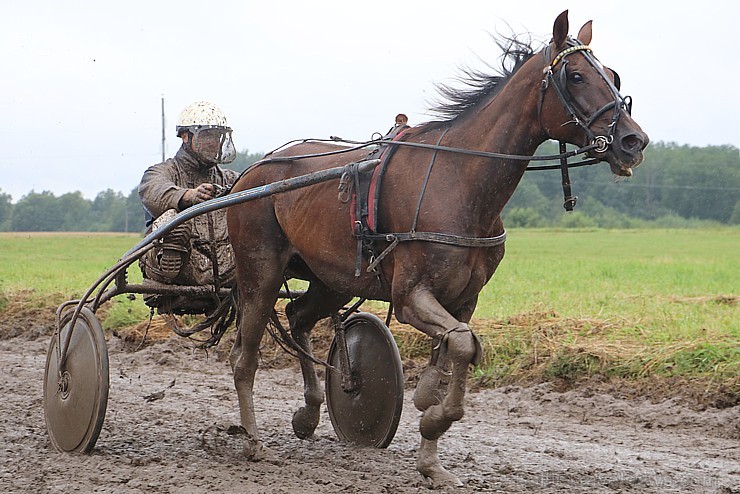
[1,332,738,494]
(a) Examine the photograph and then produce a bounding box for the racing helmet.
[175,101,236,165]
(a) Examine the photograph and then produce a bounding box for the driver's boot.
[157,224,190,280]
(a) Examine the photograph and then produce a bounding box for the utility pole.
[161,95,166,161]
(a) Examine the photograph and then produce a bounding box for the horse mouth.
[608,152,644,177]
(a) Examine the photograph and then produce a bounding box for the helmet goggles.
[184,125,236,165]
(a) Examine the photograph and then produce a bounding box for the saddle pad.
[349,130,407,234]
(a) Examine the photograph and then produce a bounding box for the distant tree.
[575,197,636,229]
[11,191,63,231]
[505,179,551,213]
[0,189,12,231]
[557,211,597,229]
[91,189,126,231]
[655,143,739,222]
[126,187,146,233]
[729,201,740,225]
[58,192,93,231]
[504,207,544,228]
[223,149,264,174]
[517,141,740,225]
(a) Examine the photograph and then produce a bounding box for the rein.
[246,133,600,225]
[260,135,601,171]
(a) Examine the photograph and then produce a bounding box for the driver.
[138,101,240,291]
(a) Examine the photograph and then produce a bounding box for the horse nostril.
[621,133,646,153]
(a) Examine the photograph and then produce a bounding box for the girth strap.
[364,230,507,274]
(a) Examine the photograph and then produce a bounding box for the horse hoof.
[292,406,320,439]
[247,444,282,464]
[419,466,463,487]
[240,435,264,460]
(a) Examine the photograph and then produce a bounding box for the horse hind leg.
[284,281,351,440]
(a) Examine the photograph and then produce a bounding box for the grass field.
[1,229,737,400]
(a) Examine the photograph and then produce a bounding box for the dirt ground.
[0,316,737,494]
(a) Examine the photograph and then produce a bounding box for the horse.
[226,10,648,486]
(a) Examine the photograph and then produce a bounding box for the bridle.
[539,37,633,154]
[536,37,634,209]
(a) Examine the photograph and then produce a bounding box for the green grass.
[476,229,738,320]
[1,229,737,397]
[0,232,146,323]
[0,233,143,297]
[464,229,738,392]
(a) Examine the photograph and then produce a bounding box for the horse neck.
[440,59,548,216]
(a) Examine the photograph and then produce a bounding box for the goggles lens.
[191,127,236,164]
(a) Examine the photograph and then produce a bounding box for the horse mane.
[422,35,540,128]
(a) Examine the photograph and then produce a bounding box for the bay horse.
[226,10,648,486]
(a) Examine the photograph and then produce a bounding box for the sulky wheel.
[44,306,109,453]
[325,312,404,448]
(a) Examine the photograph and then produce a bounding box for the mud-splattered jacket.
[138,146,240,286]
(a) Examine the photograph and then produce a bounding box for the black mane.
[426,36,540,122]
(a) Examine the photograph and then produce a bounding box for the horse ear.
[577,20,593,45]
[552,10,569,49]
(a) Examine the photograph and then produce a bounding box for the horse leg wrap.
[417,325,478,439]
[413,338,450,411]
[419,402,460,440]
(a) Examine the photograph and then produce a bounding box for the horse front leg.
[229,271,285,460]
[416,323,480,487]
[394,288,481,487]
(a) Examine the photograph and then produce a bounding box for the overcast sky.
[2,0,738,202]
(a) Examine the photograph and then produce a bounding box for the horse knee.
[446,325,482,366]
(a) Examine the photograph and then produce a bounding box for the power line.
[573,180,739,192]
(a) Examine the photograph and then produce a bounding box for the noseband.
[538,38,634,209]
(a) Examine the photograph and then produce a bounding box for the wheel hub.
[58,371,71,400]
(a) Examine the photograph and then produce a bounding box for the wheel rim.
[325,312,403,448]
[44,307,109,453]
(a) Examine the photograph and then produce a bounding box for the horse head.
[539,10,649,177]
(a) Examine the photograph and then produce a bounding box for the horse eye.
[569,72,584,84]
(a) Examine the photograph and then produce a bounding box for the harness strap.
[346,161,365,277]
[364,230,507,274]
[368,230,507,247]
[559,141,577,211]
[411,128,450,232]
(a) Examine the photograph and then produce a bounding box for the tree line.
[0,143,738,232]
[0,151,263,232]
[502,141,740,228]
